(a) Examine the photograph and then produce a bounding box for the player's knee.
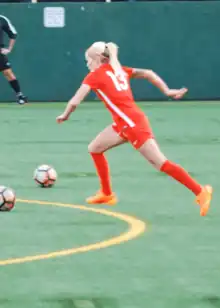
[148,159,161,171]
[88,142,93,153]
[88,141,100,153]
[2,70,9,78]
[88,140,106,153]
[148,156,167,171]
[3,69,15,80]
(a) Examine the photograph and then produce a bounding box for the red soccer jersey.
[82,64,145,128]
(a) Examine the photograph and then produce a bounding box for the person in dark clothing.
[0,15,27,104]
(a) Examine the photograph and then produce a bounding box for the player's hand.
[56,114,69,123]
[1,48,10,55]
[166,88,188,100]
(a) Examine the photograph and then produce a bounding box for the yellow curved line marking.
[0,198,146,266]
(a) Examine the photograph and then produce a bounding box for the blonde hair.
[87,41,123,75]
[105,42,123,76]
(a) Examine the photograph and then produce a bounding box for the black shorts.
[0,53,11,72]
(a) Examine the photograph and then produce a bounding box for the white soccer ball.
[34,165,57,188]
[0,186,16,211]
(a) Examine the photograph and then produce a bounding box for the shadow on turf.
[60,172,97,178]
[5,140,88,145]
[48,298,118,308]
[202,296,220,307]
[0,297,118,308]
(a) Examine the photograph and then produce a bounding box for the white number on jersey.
[106,71,129,91]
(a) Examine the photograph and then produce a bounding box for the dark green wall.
[0,2,219,101]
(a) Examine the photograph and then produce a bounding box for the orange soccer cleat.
[195,185,213,216]
[86,191,118,205]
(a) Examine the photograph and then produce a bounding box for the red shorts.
[112,116,154,149]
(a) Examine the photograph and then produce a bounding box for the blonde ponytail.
[106,42,123,76]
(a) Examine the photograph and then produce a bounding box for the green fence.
[0,2,219,101]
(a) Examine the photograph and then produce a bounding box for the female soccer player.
[56,42,212,216]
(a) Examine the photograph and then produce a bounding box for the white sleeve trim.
[0,15,17,35]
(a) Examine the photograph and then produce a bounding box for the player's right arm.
[127,67,188,100]
[56,84,90,123]
[56,71,99,123]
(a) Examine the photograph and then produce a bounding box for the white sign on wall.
[44,7,65,28]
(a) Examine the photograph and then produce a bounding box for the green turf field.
[0,101,219,308]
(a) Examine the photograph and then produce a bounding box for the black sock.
[9,79,21,95]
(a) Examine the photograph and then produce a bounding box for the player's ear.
[100,54,108,63]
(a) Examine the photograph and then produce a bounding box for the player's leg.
[88,124,126,153]
[1,58,28,104]
[87,124,126,205]
[138,138,212,216]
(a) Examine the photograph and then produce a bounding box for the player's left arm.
[1,16,17,54]
[56,84,91,123]
[131,68,188,99]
